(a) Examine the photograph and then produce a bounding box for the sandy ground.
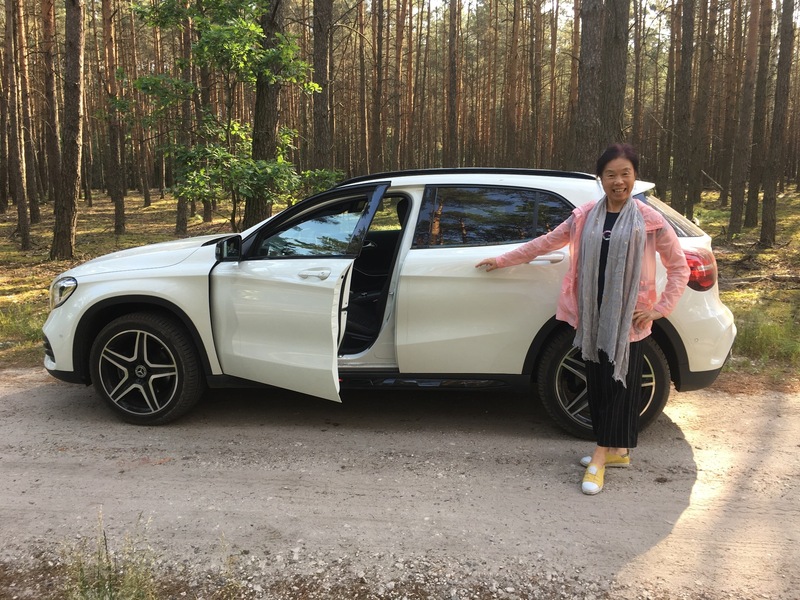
[0,367,797,599]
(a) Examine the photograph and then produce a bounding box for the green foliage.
[261,33,318,92]
[133,0,318,229]
[298,168,346,197]
[136,0,314,91]
[169,120,311,228]
[133,75,195,117]
[195,17,266,85]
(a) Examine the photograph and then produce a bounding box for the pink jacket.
[496,199,690,342]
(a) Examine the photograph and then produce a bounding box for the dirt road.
[0,367,797,599]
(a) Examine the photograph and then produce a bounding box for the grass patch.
[49,514,254,600]
[702,188,800,377]
[1,187,799,377]
[0,194,235,367]
[62,526,162,600]
[722,288,800,365]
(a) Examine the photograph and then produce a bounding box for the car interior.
[340,196,410,354]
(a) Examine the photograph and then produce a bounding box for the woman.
[476,144,689,495]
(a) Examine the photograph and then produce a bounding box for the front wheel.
[89,312,205,425]
[536,328,670,439]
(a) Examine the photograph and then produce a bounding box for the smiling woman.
[476,145,693,495]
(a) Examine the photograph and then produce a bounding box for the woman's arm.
[653,225,690,317]
[476,215,573,271]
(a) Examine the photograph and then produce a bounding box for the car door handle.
[298,268,332,280]
[529,252,565,264]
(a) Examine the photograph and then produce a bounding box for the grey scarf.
[574,196,645,384]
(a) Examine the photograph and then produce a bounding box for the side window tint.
[536,194,573,236]
[414,186,572,247]
[255,199,367,257]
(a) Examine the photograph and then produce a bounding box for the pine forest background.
[1,0,798,259]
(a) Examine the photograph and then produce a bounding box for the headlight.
[50,277,78,309]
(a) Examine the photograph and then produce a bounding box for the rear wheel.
[536,328,670,439]
[89,312,205,425]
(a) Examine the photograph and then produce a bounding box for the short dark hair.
[596,143,639,177]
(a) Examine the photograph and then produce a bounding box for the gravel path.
[0,368,797,599]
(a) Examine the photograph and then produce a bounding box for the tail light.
[684,248,717,291]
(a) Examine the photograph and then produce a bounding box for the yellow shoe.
[581,463,605,495]
[580,452,630,468]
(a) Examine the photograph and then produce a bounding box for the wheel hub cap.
[97,329,180,416]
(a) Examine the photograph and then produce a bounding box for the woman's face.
[600,157,636,207]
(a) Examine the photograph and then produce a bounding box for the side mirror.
[215,235,242,262]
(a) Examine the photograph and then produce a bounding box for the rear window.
[413,186,573,248]
[635,191,706,237]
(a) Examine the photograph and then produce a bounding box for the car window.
[368,196,407,233]
[635,191,706,237]
[413,186,573,247]
[254,198,368,257]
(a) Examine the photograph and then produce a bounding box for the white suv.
[43,169,736,437]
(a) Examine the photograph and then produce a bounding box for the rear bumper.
[656,311,736,393]
[675,363,726,392]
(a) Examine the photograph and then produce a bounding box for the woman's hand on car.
[476,258,500,271]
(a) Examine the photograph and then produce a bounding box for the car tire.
[536,328,670,439]
[89,312,205,425]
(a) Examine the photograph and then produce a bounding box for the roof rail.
[336,167,596,187]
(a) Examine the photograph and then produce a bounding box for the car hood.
[64,235,224,277]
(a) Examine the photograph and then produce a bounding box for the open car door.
[210,183,388,401]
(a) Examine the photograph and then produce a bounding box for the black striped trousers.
[585,340,645,449]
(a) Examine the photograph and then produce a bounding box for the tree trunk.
[631,0,644,152]
[42,0,62,209]
[0,47,9,214]
[599,0,630,148]
[311,0,333,169]
[128,5,152,209]
[14,0,40,224]
[245,0,285,229]
[102,0,125,235]
[573,0,603,172]
[546,0,558,165]
[727,0,760,238]
[370,0,385,171]
[686,0,717,217]
[671,0,694,215]
[718,0,744,207]
[444,0,461,167]
[175,6,192,235]
[51,0,85,260]
[744,0,773,227]
[565,0,580,170]
[656,6,676,199]
[82,104,94,207]
[358,0,369,173]
[760,0,795,247]
[5,0,31,249]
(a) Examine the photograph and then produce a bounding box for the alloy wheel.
[96,328,180,416]
[553,347,656,430]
